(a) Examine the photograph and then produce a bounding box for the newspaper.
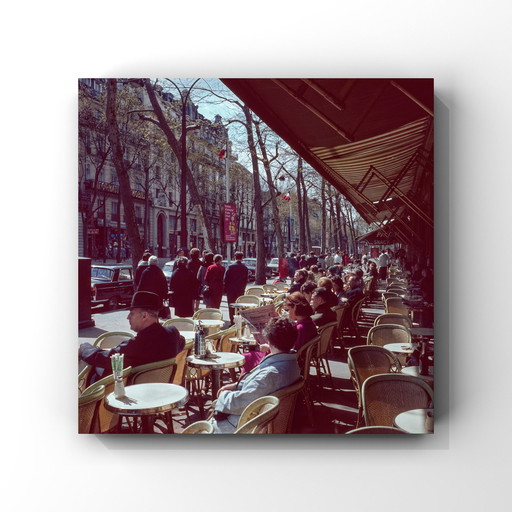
[240,304,278,333]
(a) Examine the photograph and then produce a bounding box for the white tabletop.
[394,408,434,434]
[104,383,189,416]
[384,342,415,354]
[187,352,245,370]
[229,303,258,309]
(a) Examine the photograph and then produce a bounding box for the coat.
[138,265,168,302]
[224,261,249,301]
[204,263,226,308]
[169,267,200,317]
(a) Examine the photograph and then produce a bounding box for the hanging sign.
[222,203,237,243]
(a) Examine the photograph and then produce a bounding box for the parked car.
[243,258,271,280]
[162,260,175,285]
[91,265,134,310]
[268,258,279,276]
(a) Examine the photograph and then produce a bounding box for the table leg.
[141,415,154,434]
[211,369,221,399]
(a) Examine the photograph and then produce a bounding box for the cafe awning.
[220,78,434,249]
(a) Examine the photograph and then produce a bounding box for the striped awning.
[221,78,434,248]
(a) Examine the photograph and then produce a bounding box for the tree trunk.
[105,79,144,270]
[296,157,305,254]
[143,80,215,251]
[321,178,326,253]
[301,171,312,251]
[254,122,285,257]
[243,105,266,285]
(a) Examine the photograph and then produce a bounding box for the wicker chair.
[193,308,223,321]
[181,420,214,434]
[273,292,286,304]
[206,325,238,353]
[273,281,288,292]
[78,384,105,434]
[245,286,265,297]
[348,345,402,427]
[78,331,134,393]
[332,304,348,348]
[262,284,277,293]
[312,322,337,389]
[172,342,194,387]
[296,334,321,426]
[382,291,400,302]
[269,378,305,433]
[234,396,280,434]
[162,318,195,331]
[235,295,261,306]
[386,285,407,294]
[345,426,406,434]
[128,358,177,385]
[362,374,434,427]
[367,324,412,348]
[385,297,410,316]
[82,366,132,433]
[373,313,413,329]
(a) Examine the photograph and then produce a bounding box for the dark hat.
[129,291,162,310]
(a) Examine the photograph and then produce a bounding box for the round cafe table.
[187,352,245,399]
[104,383,189,434]
[384,342,416,355]
[394,408,434,434]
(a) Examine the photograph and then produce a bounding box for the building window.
[190,218,197,233]
[112,201,119,222]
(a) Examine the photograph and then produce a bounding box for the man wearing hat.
[79,291,185,385]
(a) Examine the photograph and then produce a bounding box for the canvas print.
[78,78,434,434]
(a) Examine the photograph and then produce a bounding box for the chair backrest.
[382,291,400,302]
[385,297,409,316]
[83,366,132,433]
[245,286,265,297]
[235,396,280,434]
[78,384,105,434]
[333,305,348,333]
[352,297,366,322]
[367,324,411,348]
[235,295,261,306]
[386,285,406,293]
[181,420,214,434]
[345,426,406,434]
[162,318,195,331]
[374,313,413,329]
[78,365,92,394]
[273,281,288,292]
[94,331,134,350]
[273,292,286,304]
[213,326,238,352]
[128,358,177,385]
[362,374,434,427]
[193,308,223,321]
[296,335,320,382]
[316,322,337,358]
[262,284,277,293]
[172,341,194,386]
[348,345,402,405]
[269,378,305,433]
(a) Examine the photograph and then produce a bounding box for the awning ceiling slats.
[220,78,434,246]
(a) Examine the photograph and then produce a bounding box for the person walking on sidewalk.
[224,251,249,325]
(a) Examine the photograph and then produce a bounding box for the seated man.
[288,269,308,294]
[340,276,365,331]
[79,291,185,385]
[310,287,337,328]
[211,317,301,434]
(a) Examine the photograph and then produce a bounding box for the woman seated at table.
[331,275,345,303]
[211,317,301,434]
[317,277,340,307]
[300,281,317,303]
[284,292,317,351]
[310,287,337,328]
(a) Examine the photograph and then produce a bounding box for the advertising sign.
[222,203,237,242]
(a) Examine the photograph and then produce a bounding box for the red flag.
[218,149,226,159]
[282,193,291,201]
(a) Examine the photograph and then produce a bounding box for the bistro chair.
[385,297,410,316]
[82,366,132,433]
[361,374,434,427]
[78,330,134,394]
[172,341,194,387]
[262,284,277,294]
[273,292,286,304]
[312,322,337,389]
[206,325,238,353]
[181,420,214,434]
[386,285,407,293]
[78,384,105,434]
[345,426,406,434]
[234,396,280,434]
[273,281,288,292]
[94,331,134,350]
[332,304,348,348]
[348,345,402,427]
[162,318,195,331]
[296,334,321,426]
[193,308,223,321]
[235,295,261,307]
[128,357,177,385]
[245,286,265,297]
[374,313,413,329]
[367,324,412,348]
[382,291,400,302]
[269,378,305,434]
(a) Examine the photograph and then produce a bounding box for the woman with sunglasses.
[285,292,318,351]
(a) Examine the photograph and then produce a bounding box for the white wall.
[6,1,511,510]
